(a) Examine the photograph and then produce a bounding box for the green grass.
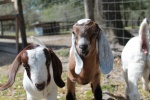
[0,66,26,100]
[56,49,69,57]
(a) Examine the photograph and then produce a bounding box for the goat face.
[0,44,65,91]
[72,19,114,75]
[21,46,50,91]
[72,19,100,57]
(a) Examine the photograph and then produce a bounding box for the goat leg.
[66,77,76,100]
[91,73,102,100]
[142,66,150,91]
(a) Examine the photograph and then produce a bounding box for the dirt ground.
[0,34,71,65]
[0,34,149,100]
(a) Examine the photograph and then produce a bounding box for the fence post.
[17,0,27,48]
[84,0,94,21]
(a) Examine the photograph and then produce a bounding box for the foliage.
[22,0,84,29]
[120,0,150,27]
[0,3,15,16]
[39,1,84,22]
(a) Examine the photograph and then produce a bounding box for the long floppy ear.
[0,45,34,91]
[98,29,114,74]
[72,34,83,75]
[50,50,65,88]
[139,18,149,55]
[0,53,21,91]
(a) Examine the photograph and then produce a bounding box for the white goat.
[122,18,150,100]
[0,36,65,100]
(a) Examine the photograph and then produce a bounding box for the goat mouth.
[80,50,89,56]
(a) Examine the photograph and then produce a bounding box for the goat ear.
[72,34,83,75]
[50,50,65,88]
[139,18,149,54]
[98,30,114,74]
[0,53,21,91]
[0,45,35,91]
[30,36,46,47]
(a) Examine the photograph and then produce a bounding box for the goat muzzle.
[35,82,45,91]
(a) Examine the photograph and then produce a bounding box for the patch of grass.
[102,84,115,93]
[85,90,93,98]
[0,72,26,99]
[56,49,69,57]
[0,66,26,100]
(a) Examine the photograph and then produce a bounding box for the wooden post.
[17,0,27,48]
[84,0,94,21]
[95,0,102,25]
[1,21,3,36]
[15,15,19,53]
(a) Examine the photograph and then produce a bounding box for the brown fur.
[68,47,100,85]
[66,20,102,100]
[49,49,65,88]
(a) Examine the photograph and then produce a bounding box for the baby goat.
[66,19,114,100]
[122,18,150,100]
[0,36,65,100]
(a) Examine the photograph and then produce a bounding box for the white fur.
[122,18,150,100]
[72,34,83,74]
[22,46,58,100]
[23,62,57,100]
[26,47,48,85]
[78,37,89,47]
[77,19,90,25]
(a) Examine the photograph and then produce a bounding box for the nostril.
[79,45,88,51]
[35,82,45,91]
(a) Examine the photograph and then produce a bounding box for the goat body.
[66,19,113,100]
[122,18,150,100]
[0,37,65,100]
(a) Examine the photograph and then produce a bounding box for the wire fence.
[101,0,150,45]
[0,0,150,45]
[23,0,85,35]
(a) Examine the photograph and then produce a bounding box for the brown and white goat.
[0,36,65,100]
[66,19,114,100]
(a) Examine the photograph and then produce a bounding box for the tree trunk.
[17,0,27,48]
[84,0,94,21]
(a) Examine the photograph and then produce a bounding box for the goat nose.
[79,44,88,51]
[35,82,45,91]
